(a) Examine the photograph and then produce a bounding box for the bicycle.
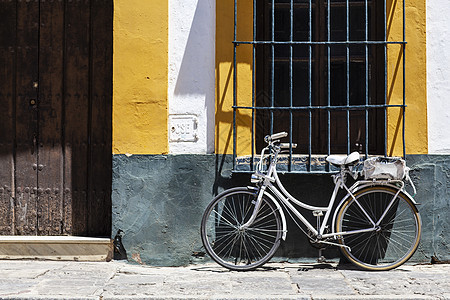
[201,132,421,271]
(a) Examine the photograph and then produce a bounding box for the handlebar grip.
[280,143,297,149]
[271,132,288,140]
[264,132,288,143]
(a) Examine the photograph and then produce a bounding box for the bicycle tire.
[201,187,282,271]
[336,186,421,271]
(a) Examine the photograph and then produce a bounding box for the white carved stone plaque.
[169,115,198,142]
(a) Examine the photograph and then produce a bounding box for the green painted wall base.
[406,155,450,262]
[112,154,449,266]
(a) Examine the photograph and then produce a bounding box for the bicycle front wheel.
[336,186,421,271]
[201,187,282,271]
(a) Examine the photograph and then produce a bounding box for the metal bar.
[270,0,275,135]
[251,0,256,171]
[233,40,406,45]
[308,0,312,171]
[289,0,294,172]
[346,0,350,154]
[327,0,331,171]
[364,0,369,158]
[233,104,407,110]
[384,0,387,157]
[402,0,406,158]
[233,170,340,175]
[233,0,237,170]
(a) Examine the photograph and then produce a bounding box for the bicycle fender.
[331,192,352,236]
[350,182,419,205]
[246,186,288,241]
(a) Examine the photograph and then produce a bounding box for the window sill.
[234,154,341,173]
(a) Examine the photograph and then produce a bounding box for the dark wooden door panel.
[64,0,91,235]
[14,0,39,235]
[0,0,16,235]
[38,0,64,235]
[88,0,113,237]
[0,0,112,237]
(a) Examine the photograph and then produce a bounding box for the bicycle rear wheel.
[201,187,282,271]
[336,186,421,271]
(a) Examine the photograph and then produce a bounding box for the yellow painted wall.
[215,0,253,155]
[387,0,427,156]
[113,0,168,154]
[216,1,428,156]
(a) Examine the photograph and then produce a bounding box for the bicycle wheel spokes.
[337,187,421,271]
[201,188,282,271]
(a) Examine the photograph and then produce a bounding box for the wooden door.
[0,0,112,237]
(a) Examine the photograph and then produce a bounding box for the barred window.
[232,0,406,172]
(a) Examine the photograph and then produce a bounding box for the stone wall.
[407,155,450,261]
[112,154,449,266]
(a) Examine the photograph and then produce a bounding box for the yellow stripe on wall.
[113,0,168,155]
[215,0,253,155]
[387,0,427,156]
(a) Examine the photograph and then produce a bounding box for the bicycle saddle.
[326,151,360,166]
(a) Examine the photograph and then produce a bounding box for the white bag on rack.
[363,157,408,180]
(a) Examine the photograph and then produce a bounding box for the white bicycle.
[201,132,421,271]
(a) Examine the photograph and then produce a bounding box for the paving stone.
[34,279,103,296]
[295,278,356,296]
[0,269,50,279]
[0,279,37,297]
[0,261,447,299]
[230,275,296,295]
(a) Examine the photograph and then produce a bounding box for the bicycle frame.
[201,132,421,271]
[241,143,414,245]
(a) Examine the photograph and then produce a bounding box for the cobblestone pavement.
[0,260,448,299]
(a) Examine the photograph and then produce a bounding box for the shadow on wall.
[173,0,214,97]
[172,0,215,150]
[215,0,254,156]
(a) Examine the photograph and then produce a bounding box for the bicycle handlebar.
[264,132,288,143]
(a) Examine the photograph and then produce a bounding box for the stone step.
[0,236,113,262]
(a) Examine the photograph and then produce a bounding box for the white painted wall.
[427,0,450,154]
[168,0,215,154]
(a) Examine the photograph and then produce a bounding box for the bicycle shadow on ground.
[295,263,338,271]
[190,265,236,273]
[191,262,343,273]
[190,263,415,273]
[190,265,281,273]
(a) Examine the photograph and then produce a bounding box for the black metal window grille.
[232,0,406,173]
